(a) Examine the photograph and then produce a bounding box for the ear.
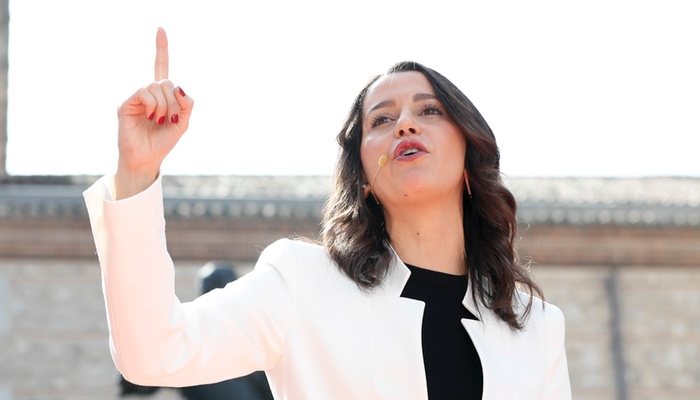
[362,183,371,199]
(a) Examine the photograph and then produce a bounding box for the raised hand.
[114,28,194,199]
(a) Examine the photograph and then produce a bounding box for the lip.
[393,139,429,160]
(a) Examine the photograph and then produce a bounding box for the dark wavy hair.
[321,61,543,330]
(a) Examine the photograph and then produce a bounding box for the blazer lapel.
[369,252,429,400]
[462,279,519,399]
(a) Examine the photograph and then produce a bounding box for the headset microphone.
[370,155,388,193]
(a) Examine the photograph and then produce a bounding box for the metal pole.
[0,0,8,177]
[605,266,628,400]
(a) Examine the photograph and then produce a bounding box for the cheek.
[445,128,467,169]
[360,134,385,178]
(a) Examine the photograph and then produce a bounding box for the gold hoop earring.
[463,169,473,199]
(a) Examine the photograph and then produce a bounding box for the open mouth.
[394,140,428,160]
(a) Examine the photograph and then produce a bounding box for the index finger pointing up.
[154,27,169,81]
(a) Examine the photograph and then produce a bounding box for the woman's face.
[360,71,466,205]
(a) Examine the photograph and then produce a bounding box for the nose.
[394,113,420,138]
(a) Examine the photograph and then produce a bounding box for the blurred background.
[0,0,699,399]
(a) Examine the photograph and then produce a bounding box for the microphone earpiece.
[369,154,388,197]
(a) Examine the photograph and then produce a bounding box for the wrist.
[115,161,160,200]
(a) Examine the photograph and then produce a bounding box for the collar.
[384,245,492,324]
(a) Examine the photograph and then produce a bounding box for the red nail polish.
[157,116,165,124]
[148,112,155,120]
[178,87,186,97]
[171,114,179,124]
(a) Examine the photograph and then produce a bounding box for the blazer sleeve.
[83,175,297,387]
[542,303,573,400]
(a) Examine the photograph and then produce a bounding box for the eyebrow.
[366,93,438,115]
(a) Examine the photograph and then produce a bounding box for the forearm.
[85,174,183,380]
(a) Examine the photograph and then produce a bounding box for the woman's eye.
[422,106,443,116]
[371,115,391,128]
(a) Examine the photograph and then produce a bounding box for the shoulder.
[514,290,566,335]
[257,238,360,294]
[258,238,328,266]
[257,238,335,280]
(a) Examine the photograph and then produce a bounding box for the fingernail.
[157,116,165,125]
[171,114,179,124]
[178,87,186,97]
[148,112,155,120]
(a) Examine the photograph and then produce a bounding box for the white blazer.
[84,175,572,400]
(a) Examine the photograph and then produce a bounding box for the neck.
[384,195,467,276]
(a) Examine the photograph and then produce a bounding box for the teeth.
[402,148,419,156]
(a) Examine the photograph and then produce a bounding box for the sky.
[6,0,700,177]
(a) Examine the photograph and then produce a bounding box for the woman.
[84,28,571,399]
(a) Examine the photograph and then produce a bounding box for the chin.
[393,178,451,202]
[400,170,465,200]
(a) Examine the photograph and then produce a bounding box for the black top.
[401,264,483,400]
